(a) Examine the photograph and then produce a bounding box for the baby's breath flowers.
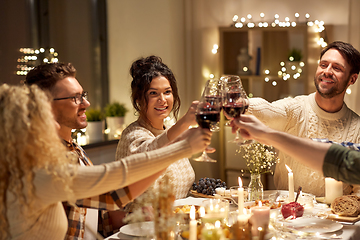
[237,141,279,175]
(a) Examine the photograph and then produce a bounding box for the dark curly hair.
[130,55,180,122]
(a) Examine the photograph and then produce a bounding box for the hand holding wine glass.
[192,79,222,162]
[222,75,253,145]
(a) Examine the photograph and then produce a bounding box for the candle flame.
[215,220,221,228]
[190,205,195,220]
[259,201,262,207]
[243,208,247,214]
[285,164,292,173]
[199,206,205,217]
[238,177,243,188]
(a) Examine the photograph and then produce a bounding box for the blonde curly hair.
[0,84,76,240]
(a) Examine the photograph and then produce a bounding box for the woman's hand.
[171,127,212,154]
[182,100,199,127]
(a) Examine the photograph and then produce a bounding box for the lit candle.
[199,206,205,218]
[285,164,294,202]
[250,201,270,236]
[325,178,343,204]
[238,177,244,215]
[189,205,197,240]
[237,208,251,225]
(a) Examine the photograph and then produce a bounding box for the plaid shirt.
[63,140,132,239]
[312,138,360,151]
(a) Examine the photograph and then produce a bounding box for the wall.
[106,0,359,181]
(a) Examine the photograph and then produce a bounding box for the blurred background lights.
[346,88,352,95]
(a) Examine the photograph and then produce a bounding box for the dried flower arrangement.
[237,141,279,175]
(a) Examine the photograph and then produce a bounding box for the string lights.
[16,47,59,76]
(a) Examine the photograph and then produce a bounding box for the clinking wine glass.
[192,79,223,162]
[222,75,253,146]
[220,75,241,126]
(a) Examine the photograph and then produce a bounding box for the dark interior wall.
[0,0,32,85]
[0,0,108,109]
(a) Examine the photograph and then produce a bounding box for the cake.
[281,202,304,219]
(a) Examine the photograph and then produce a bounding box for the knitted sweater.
[248,93,360,197]
[116,119,195,210]
[7,140,192,240]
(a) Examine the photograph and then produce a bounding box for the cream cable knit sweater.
[116,119,195,211]
[248,93,360,197]
[8,140,192,240]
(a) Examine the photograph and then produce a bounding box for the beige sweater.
[7,140,192,240]
[116,119,195,210]
[249,93,360,197]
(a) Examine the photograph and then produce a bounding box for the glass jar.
[248,173,263,201]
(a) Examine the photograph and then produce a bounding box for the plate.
[174,196,208,207]
[119,221,154,237]
[284,218,343,233]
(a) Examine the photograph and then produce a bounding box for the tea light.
[238,177,244,215]
[285,164,294,202]
[189,205,197,240]
[237,209,251,225]
[325,177,343,204]
[250,202,270,236]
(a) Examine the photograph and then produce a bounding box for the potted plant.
[104,102,128,140]
[85,108,104,143]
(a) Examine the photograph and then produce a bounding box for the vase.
[86,121,104,144]
[105,116,124,140]
[248,173,263,201]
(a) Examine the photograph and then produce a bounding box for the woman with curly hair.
[0,84,211,240]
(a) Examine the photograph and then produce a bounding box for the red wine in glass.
[223,104,245,119]
[196,111,221,129]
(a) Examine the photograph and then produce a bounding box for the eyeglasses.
[53,91,88,105]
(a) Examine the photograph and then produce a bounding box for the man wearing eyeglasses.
[25,62,129,239]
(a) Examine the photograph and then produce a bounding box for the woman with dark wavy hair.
[115,55,199,219]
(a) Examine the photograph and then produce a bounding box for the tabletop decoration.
[285,164,295,202]
[152,175,176,240]
[250,201,270,236]
[230,209,252,240]
[189,206,197,240]
[237,177,244,215]
[325,178,343,204]
[238,141,279,201]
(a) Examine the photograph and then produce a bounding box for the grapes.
[192,177,227,196]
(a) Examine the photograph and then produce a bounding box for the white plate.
[174,197,209,207]
[119,221,154,237]
[284,218,343,233]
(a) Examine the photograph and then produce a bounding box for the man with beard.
[244,41,360,197]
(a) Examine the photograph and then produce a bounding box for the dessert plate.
[119,221,154,237]
[284,218,342,233]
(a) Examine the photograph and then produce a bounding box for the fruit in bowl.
[281,202,304,219]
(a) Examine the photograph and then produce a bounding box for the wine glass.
[222,75,253,145]
[192,79,223,162]
[203,78,224,132]
[220,75,241,126]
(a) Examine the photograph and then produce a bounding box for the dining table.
[104,191,360,240]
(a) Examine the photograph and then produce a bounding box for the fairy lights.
[16,47,59,76]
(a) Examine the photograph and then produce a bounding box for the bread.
[331,195,360,217]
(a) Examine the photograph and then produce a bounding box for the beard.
[314,73,350,99]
